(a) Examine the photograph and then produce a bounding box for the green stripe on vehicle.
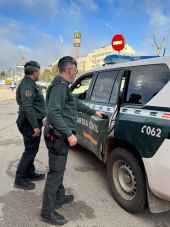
[115,108,170,158]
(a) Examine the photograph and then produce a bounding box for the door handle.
[101,113,109,119]
[91,114,109,121]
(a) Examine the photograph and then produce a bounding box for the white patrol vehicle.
[71,56,170,213]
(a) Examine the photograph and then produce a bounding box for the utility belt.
[16,112,43,129]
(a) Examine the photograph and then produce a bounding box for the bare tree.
[0,71,6,80]
[151,32,169,56]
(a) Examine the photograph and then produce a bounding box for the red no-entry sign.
[112,34,125,52]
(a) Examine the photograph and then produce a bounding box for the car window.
[125,64,170,105]
[90,70,117,104]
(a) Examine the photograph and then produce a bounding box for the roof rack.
[104,55,159,65]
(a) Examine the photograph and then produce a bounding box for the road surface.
[0,99,170,227]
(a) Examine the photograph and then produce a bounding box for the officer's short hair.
[24,61,40,75]
[58,56,77,73]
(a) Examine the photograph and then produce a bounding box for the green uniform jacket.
[16,76,46,129]
[46,76,96,138]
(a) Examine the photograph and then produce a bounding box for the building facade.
[77,44,135,74]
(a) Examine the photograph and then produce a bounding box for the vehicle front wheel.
[107,147,146,213]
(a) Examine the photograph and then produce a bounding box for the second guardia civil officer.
[15,61,46,190]
[41,56,104,225]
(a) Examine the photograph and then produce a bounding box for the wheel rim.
[113,160,137,201]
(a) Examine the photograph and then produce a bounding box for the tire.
[107,147,146,213]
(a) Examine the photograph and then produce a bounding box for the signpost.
[112,34,125,53]
[73,32,81,47]
[73,32,81,59]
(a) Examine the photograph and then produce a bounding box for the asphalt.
[0,99,170,227]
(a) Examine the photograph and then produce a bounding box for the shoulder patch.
[25,89,33,97]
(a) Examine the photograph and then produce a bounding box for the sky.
[0,0,170,69]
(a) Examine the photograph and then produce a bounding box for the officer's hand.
[33,128,41,137]
[68,134,77,146]
[95,111,105,118]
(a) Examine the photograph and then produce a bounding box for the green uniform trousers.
[41,134,69,215]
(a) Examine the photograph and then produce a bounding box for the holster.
[44,123,62,138]
[44,123,67,150]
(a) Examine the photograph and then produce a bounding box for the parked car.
[71,56,170,213]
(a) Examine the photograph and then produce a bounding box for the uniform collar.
[58,75,71,86]
[24,75,36,84]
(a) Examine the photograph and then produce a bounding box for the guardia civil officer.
[15,61,46,190]
[41,56,103,225]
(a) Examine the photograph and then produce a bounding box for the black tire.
[107,147,146,213]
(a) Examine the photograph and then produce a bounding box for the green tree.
[40,64,59,82]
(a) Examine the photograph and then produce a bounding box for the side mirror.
[76,83,81,88]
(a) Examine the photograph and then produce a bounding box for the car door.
[71,73,96,146]
[82,70,119,158]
